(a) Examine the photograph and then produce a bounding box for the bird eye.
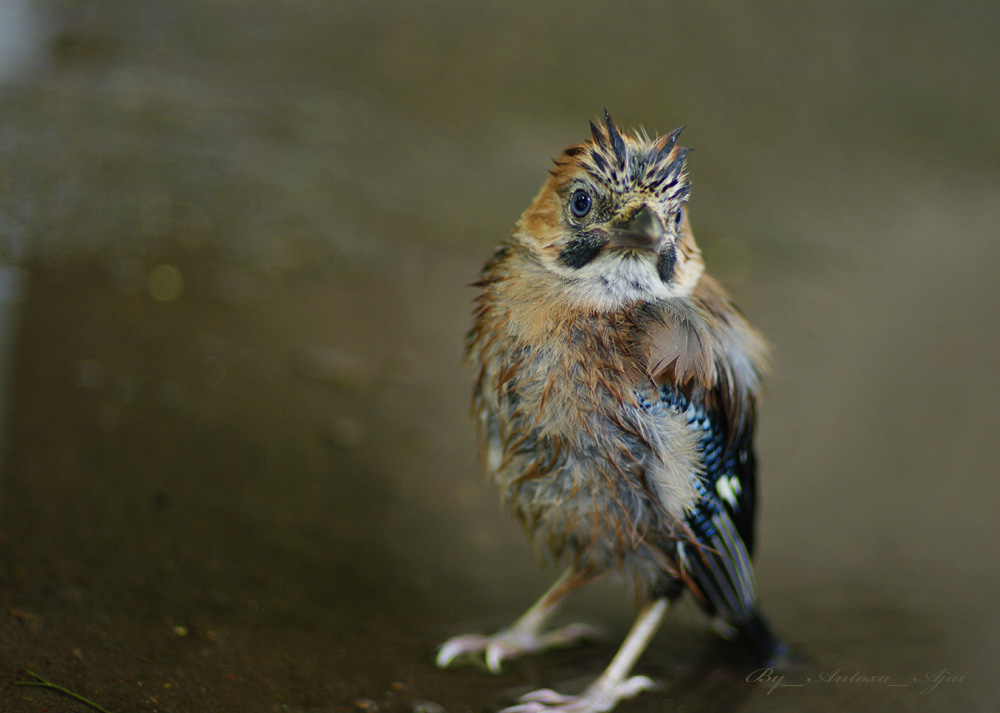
[570,189,592,218]
[674,207,683,229]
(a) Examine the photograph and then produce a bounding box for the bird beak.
[608,205,665,251]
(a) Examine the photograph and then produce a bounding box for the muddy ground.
[1,2,998,712]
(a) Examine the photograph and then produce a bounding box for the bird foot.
[501,675,659,713]
[436,622,599,673]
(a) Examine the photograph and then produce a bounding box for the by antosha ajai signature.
[747,667,968,696]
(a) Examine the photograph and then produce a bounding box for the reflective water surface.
[1,2,998,712]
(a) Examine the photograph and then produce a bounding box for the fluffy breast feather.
[467,246,764,581]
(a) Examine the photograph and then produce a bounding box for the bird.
[436,112,786,713]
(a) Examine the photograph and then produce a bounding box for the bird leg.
[503,597,669,713]
[436,568,599,673]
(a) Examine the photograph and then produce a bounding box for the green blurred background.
[1,2,997,711]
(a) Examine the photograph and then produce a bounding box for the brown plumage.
[439,113,784,713]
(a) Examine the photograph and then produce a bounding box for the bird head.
[515,111,704,312]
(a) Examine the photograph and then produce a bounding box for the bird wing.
[653,383,761,624]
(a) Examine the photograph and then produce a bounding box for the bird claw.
[501,676,659,713]
[435,634,492,670]
[436,623,600,673]
[613,675,660,699]
[517,688,575,705]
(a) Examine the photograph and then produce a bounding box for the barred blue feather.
[642,383,784,664]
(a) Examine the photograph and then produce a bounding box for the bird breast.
[469,304,703,577]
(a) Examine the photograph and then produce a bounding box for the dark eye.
[674,206,683,228]
[570,189,592,218]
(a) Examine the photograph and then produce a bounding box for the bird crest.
[563,110,691,203]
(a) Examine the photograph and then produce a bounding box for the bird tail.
[736,609,789,668]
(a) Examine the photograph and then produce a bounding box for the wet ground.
[1,1,999,711]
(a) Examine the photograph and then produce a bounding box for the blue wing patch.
[646,384,761,624]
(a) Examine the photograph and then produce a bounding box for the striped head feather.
[513,111,704,312]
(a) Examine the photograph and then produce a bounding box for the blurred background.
[1,1,998,711]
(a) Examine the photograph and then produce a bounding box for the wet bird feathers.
[443,116,786,694]
[468,242,768,596]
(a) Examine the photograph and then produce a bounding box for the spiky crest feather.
[576,111,691,202]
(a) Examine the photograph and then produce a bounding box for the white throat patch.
[558,253,701,312]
